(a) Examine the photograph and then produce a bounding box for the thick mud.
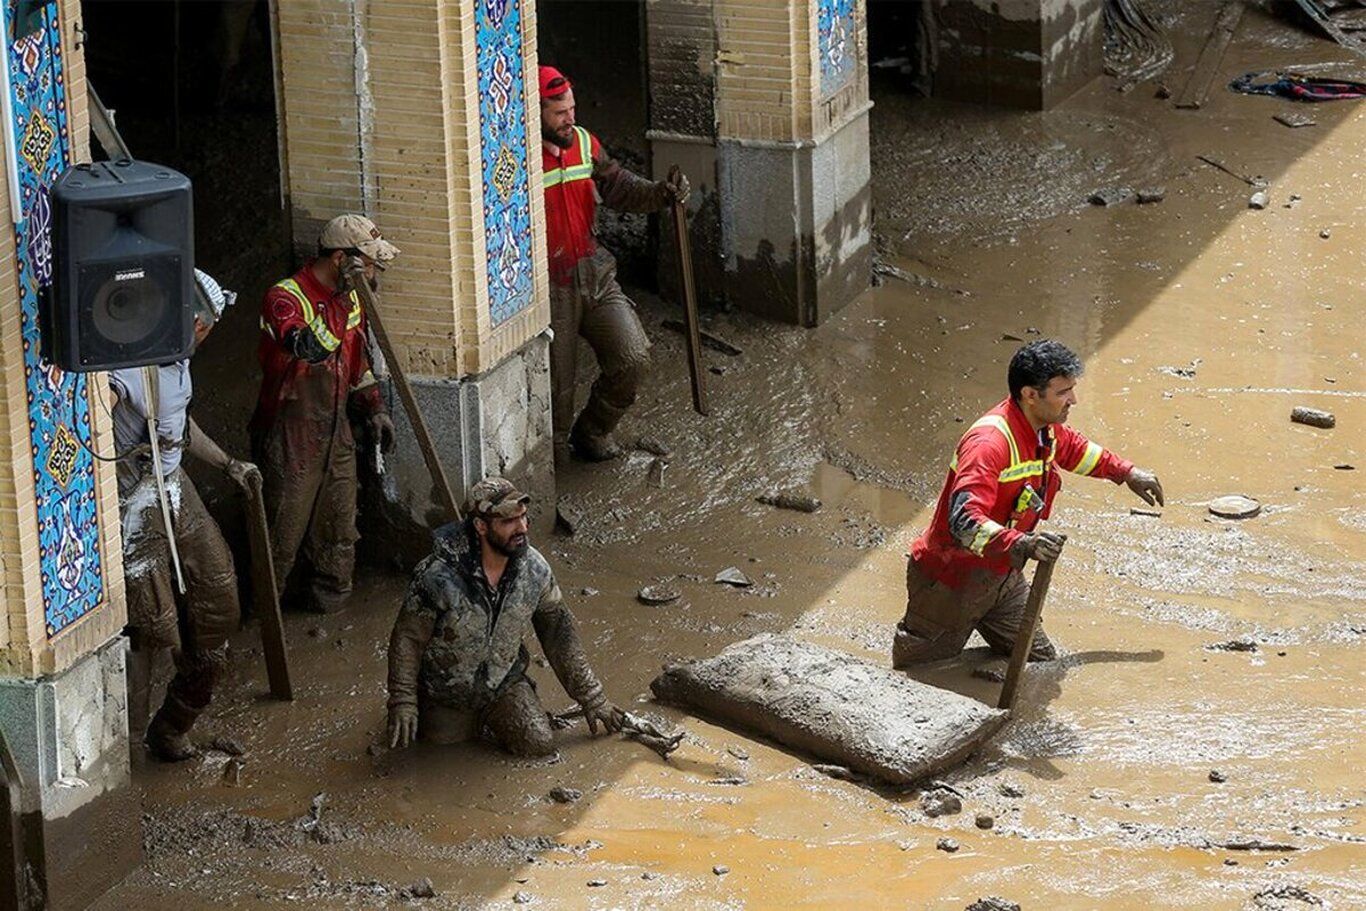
[99,4,1362,909]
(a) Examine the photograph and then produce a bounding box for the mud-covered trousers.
[252,397,359,613]
[892,558,1057,667]
[549,251,652,453]
[122,469,238,734]
[417,676,557,757]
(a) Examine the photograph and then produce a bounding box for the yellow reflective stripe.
[275,277,342,352]
[1072,441,1104,477]
[308,315,341,352]
[354,368,377,391]
[999,460,1044,483]
[949,414,1021,472]
[542,127,594,187]
[259,316,275,339]
[276,278,314,322]
[345,292,362,331]
[969,519,1005,556]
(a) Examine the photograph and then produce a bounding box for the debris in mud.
[555,499,585,537]
[712,864,730,876]
[971,665,1006,683]
[661,319,742,356]
[1334,463,1355,470]
[975,814,995,830]
[1130,507,1163,517]
[513,891,532,904]
[1209,769,1228,783]
[1249,189,1270,209]
[1089,186,1133,206]
[1273,112,1316,128]
[647,458,667,489]
[1158,359,1201,378]
[812,763,866,783]
[966,899,1020,911]
[1285,194,1302,209]
[548,786,582,804]
[1251,884,1322,908]
[756,490,823,513]
[1136,187,1166,204]
[872,260,970,296]
[1197,155,1265,188]
[587,878,607,887]
[652,635,1008,786]
[1207,638,1259,652]
[580,587,599,597]
[1001,333,1025,342]
[638,584,681,605]
[1219,838,1298,852]
[1319,228,1332,239]
[222,758,245,786]
[715,567,753,587]
[727,745,750,761]
[634,436,672,457]
[708,775,748,786]
[998,782,1026,798]
[404,877,437,899]
[921,790,963,818]
[206,735,245,756]
[1290,406,1335,429]
[620,713,686,760]
[936,837,960,853]
[1155,83,1172,99]
[1209,495,1261,519]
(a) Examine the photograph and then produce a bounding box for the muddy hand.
[1126,467,1164,507]
[369,411,396,454]
[1014,531,1066,563]
[583,700,626,736]
[224,458,261,493]
[663,169,690,206]
[388,705,418,749]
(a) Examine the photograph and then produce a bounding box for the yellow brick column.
[0,2,141,905]
[272,0,553,533]
[649,0,871,326]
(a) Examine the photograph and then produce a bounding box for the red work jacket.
[909,397,1133,589]
[542,126,602,285]
[250,263,382,440]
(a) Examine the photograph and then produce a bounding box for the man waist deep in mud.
[893,339,1165,666]
[386,477,625,756]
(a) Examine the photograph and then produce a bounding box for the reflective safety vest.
[909,397,1133,588]
[542,125,602,284]
[542,126,593,189]
[260,277,362,353]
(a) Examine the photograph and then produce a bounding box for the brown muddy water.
[99,7,1362,910]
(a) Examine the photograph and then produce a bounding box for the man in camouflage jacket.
[386,477,623,756]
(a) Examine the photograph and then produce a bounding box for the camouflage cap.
[319,213,400,269]
[466,477,531,519]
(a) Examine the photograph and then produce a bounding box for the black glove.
[284,327,332,364]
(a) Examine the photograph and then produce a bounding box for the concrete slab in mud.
[651,634,1007,786]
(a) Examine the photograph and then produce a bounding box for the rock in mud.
[1249,189,1269,210]
[647,458,667,489]
[936,837,960,853]
[634,436,672,457]
[586,879,607,888]
[1220,838,1298,852]
[921,790,963,817]
[971,665,1005,683]
[405,878,436,899]
[1273,112,1316,128]
[1136,188,1166,204]
[998,782,1026,798]
[712,864,729,876]
[222,758,245,786]
[1089,187,1133,206]
[1207,638,1258,653]
[966,899,1020,911]
[727,745,750,761]
[208,735,245,756]
[638,584,681,605]
[1319,228,1332,240]
[1209,769,1227,783]
[651,634,1008,786]
[756,490,823,513]
[513,892,532,904]
[1290,407,1334,429]
[975,813,995,830]
[555,500,585,537]
[1209,495,1261,519]
[548,787,582,804]
[714,567,753,587]
[1252,884,1322,908]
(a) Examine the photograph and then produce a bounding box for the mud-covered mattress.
[651,634,1007,785]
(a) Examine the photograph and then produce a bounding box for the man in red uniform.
[251,214,397,613]
[539,65,689,463]
[893,339,1164,667]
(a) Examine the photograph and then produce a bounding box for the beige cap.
[319,213,400,268]
[466,477,531,519]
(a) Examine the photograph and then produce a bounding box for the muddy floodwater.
[100,8,1363,911]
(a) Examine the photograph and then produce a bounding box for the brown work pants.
[254,420,359,613]
[892,559,1057,667]
[549,251,651,453]
[419,677,556,757]
[122,470,238,736]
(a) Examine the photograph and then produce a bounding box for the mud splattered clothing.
[112,367,238,739]
[542,127,670,454]
[251,263,385,611]
[387,523,606,755]
[894,397,1132,666]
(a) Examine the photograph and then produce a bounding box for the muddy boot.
[569,427,623,462]
[145,703,198,762]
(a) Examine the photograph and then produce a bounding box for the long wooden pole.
[998,539,1065,712]
[668,165,708,416]
[343,259,463,524]
[245,474,291,701]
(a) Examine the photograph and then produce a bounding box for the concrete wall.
[935,0,1103,109]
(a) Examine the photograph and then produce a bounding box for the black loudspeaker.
[42,159,194,372]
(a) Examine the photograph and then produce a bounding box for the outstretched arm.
[185,416,259,491]
[532,580,623,735]
[1054,425,1162,506]
[591,136,686,213]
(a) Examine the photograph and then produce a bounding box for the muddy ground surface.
[98,5,1362,909]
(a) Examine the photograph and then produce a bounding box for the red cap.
[539,65,572,98]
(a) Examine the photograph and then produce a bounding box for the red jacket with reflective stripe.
[542,126,602,285]
[909,397,1133,589]
[250,262,381,437]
